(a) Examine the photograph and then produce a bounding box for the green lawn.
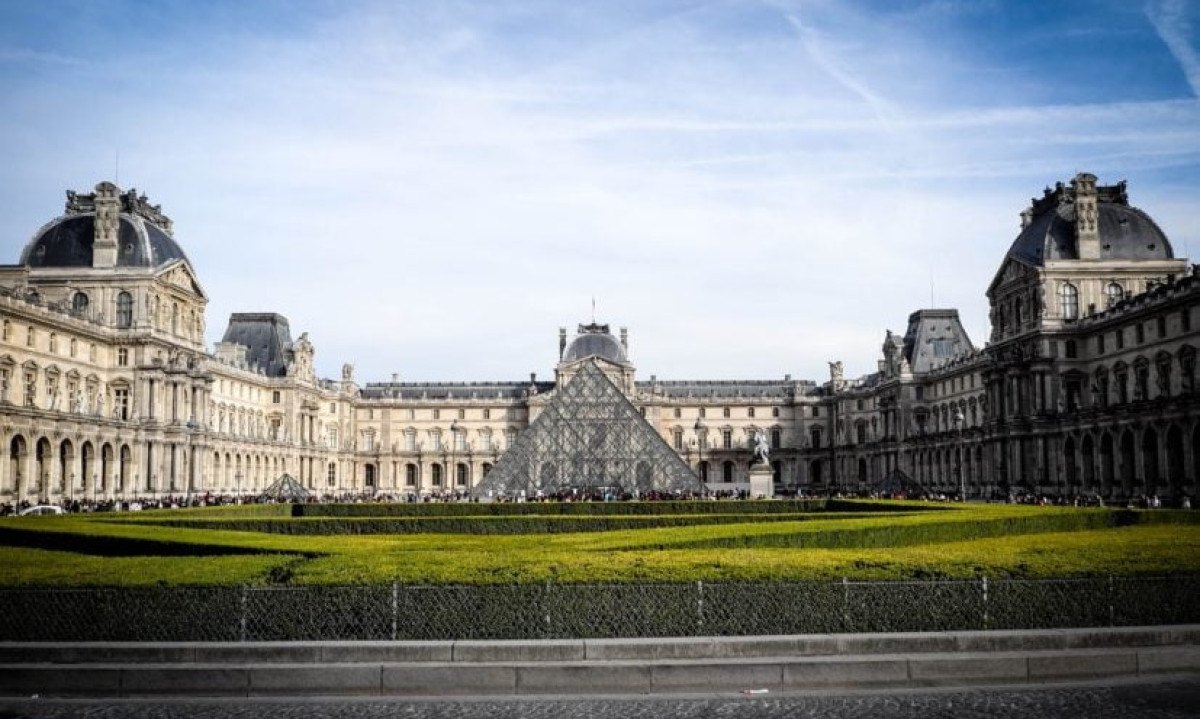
[0,501,1196,587]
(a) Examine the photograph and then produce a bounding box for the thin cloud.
[1146,0,1200,97]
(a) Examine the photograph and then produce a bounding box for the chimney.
[558,327,566,360]
[619,327,628,351]
[1072,172,1100,260]
[92,181,120,268]
[1020,206,1033,229]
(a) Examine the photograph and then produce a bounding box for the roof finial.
[591,296,596,323]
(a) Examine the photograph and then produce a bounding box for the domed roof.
[20,214,189,269]
[1006,177,1172,266]
[562,323,629,365]
[19,183,189,270]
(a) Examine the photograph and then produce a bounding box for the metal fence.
[0,576,1196,642]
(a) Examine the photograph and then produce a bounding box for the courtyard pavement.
[0,676,1196,719]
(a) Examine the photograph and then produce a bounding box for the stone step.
[0,644,1196,697]
[2,625,1197,665]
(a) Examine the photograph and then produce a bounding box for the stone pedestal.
[748,462,774,498]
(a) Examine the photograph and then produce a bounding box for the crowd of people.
[0,487,1192,516]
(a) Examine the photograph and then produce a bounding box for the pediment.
[155,260,207,299]
[987,257,1035,295]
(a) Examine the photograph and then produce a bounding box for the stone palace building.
[0,174,1196,504]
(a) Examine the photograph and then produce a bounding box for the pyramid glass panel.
[473,361,702,498]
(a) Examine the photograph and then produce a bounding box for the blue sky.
[1,0,1198,384]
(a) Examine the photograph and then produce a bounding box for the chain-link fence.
[0,576,1196,642]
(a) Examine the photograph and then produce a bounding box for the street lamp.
[235,471,243,504]
[953,409,965,501]
[694,418,706,487]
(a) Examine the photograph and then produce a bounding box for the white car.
[18,505,64,516]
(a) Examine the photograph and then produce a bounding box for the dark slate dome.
[20,214,189,269]
[19,183,189,269]
[1006,177,1172,266]
[562,323,628,364]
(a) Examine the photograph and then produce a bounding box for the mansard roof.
[220,313,294,377]
[902,309,974,375]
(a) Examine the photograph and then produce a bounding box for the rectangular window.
[1116,329,1124,349]
[698,407,706,418]
[772,407,780,418]
[673,407,681,418]
[483,408,491,420]
[458,408,465,420]
[114,387,129,420]
[1157,315,1167,338]
[0,367,8,403]
[1136,323,1145,344]
[429,432,441,451]
[1182,309,1192,333]
[272,391,280,403]
[722,430,732,449]
[480,433,492,451]
[454,431,466,451]
[117,348,128,366]
[404,432,416,452]
[722,407,730,418]
[1096,335,1105,355]
[433,409,441,420]
[327,428,338,449]
[69,338,76,357]
[45,375,58,409]
[23,370,36,408]
[673,430,683,450]
[506,429,517,449]
[812,405,821,417]
[330,403,336,414]
[26,326,34,347]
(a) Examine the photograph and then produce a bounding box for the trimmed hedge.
[661,508,1192,550]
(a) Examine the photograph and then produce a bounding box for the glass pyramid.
[473,361,702,498]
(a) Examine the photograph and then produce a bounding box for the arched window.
[1059,283,1079,320]
[431,464,443,486]
[722,461,734,483]
[72,292,89,315]
[116,292,133,328]
[1106,282,1124,308]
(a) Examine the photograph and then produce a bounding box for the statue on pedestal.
[752,430,770,466]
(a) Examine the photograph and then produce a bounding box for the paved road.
[0,677,1197,719]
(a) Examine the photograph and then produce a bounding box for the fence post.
[981,576,988,630]
[1108,575,1115,627]
[239,585,248,642]
[391,581,399,641]
[842,577,850,631]
[696,580,704,635]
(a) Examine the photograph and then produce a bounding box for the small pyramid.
[260,474,311,501]
[473,361,702,498]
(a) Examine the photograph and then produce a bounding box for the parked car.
[18,505,64,516]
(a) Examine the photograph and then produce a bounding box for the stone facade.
[0,174,1196,504]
